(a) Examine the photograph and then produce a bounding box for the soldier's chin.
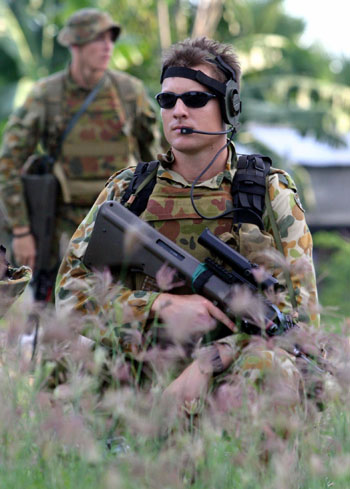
[97,59,110,70]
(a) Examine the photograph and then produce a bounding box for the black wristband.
[13,231,31,238]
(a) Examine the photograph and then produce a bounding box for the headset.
[180,127,234,135]
[160,55,242,133]
[160,55,243,220]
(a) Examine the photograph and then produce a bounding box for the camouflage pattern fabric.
[0,67,159,230]
[57,8,121,47]
[56,143,319,357]
[0,265,32,318]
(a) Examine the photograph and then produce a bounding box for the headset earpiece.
[161,57,242,132]
[210,56,242,129]
[224,78,241,127]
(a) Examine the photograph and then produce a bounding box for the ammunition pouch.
[53,160,107,205]
[231,154,272,230]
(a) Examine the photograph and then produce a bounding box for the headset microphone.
[180,127,234,135]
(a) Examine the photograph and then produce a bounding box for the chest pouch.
[231,154,272,230]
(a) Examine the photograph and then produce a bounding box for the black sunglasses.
[155,91,217,109]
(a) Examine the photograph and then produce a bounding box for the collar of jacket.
[65,64,109,94]
[156,142,238,189]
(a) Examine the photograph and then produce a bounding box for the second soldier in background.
[0,8,159,297]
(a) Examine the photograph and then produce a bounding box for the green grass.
[1,266,350,488]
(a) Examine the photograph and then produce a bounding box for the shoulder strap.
[53,75,105,159]
[120,161,159,216]
[44,72,66,114]
[231,154,272,230]
[42,72,65,150]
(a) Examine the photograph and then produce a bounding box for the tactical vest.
[42,70,140,205]
[121,154,272,233]
[141,179,234,263]
[120,156,298,309]
[120,156,267,289]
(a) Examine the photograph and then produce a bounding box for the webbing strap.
[120,161,159,216]
[264,180,298,309]
[130,164,158,199]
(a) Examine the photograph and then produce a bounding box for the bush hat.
[58,8,121,47]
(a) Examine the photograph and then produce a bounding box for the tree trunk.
[157,0,172,49]
[191,0,224,39]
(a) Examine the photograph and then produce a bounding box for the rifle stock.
[83,201,294,336]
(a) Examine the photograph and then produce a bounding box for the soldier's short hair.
[161,37,241,88]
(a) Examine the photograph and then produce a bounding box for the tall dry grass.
[0,263,350,489]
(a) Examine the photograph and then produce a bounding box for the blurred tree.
[1,0,350,148]
[0,0,68,118]
[217,0,350,148]
[313,231,350,321]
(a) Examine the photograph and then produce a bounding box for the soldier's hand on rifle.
[151,293,236,334]
[12,227,36,270]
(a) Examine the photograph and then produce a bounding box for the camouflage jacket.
[0,67,160,228]
[55,144,319,351]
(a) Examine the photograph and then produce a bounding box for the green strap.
[264,179,298,309]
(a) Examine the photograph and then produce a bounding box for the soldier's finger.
[206,301,236,332]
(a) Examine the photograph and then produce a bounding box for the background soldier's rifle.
[22,154,58,301]
[21,154,58,302]
[83,201,326,373]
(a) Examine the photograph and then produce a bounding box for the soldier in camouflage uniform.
[55,38,319,404]
[0,8,159,283]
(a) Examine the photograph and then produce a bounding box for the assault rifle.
[22,155,58,301]
[83,201,326,372]
[83,201,295,337]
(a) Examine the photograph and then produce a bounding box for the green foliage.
[313,231,350,320]
[216,0,350,149]
[0,0,69,119]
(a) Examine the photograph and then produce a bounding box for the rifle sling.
[53,75,105,160]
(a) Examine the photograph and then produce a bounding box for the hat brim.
[57,22,121,47]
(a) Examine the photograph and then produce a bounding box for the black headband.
[160,66,227,96]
